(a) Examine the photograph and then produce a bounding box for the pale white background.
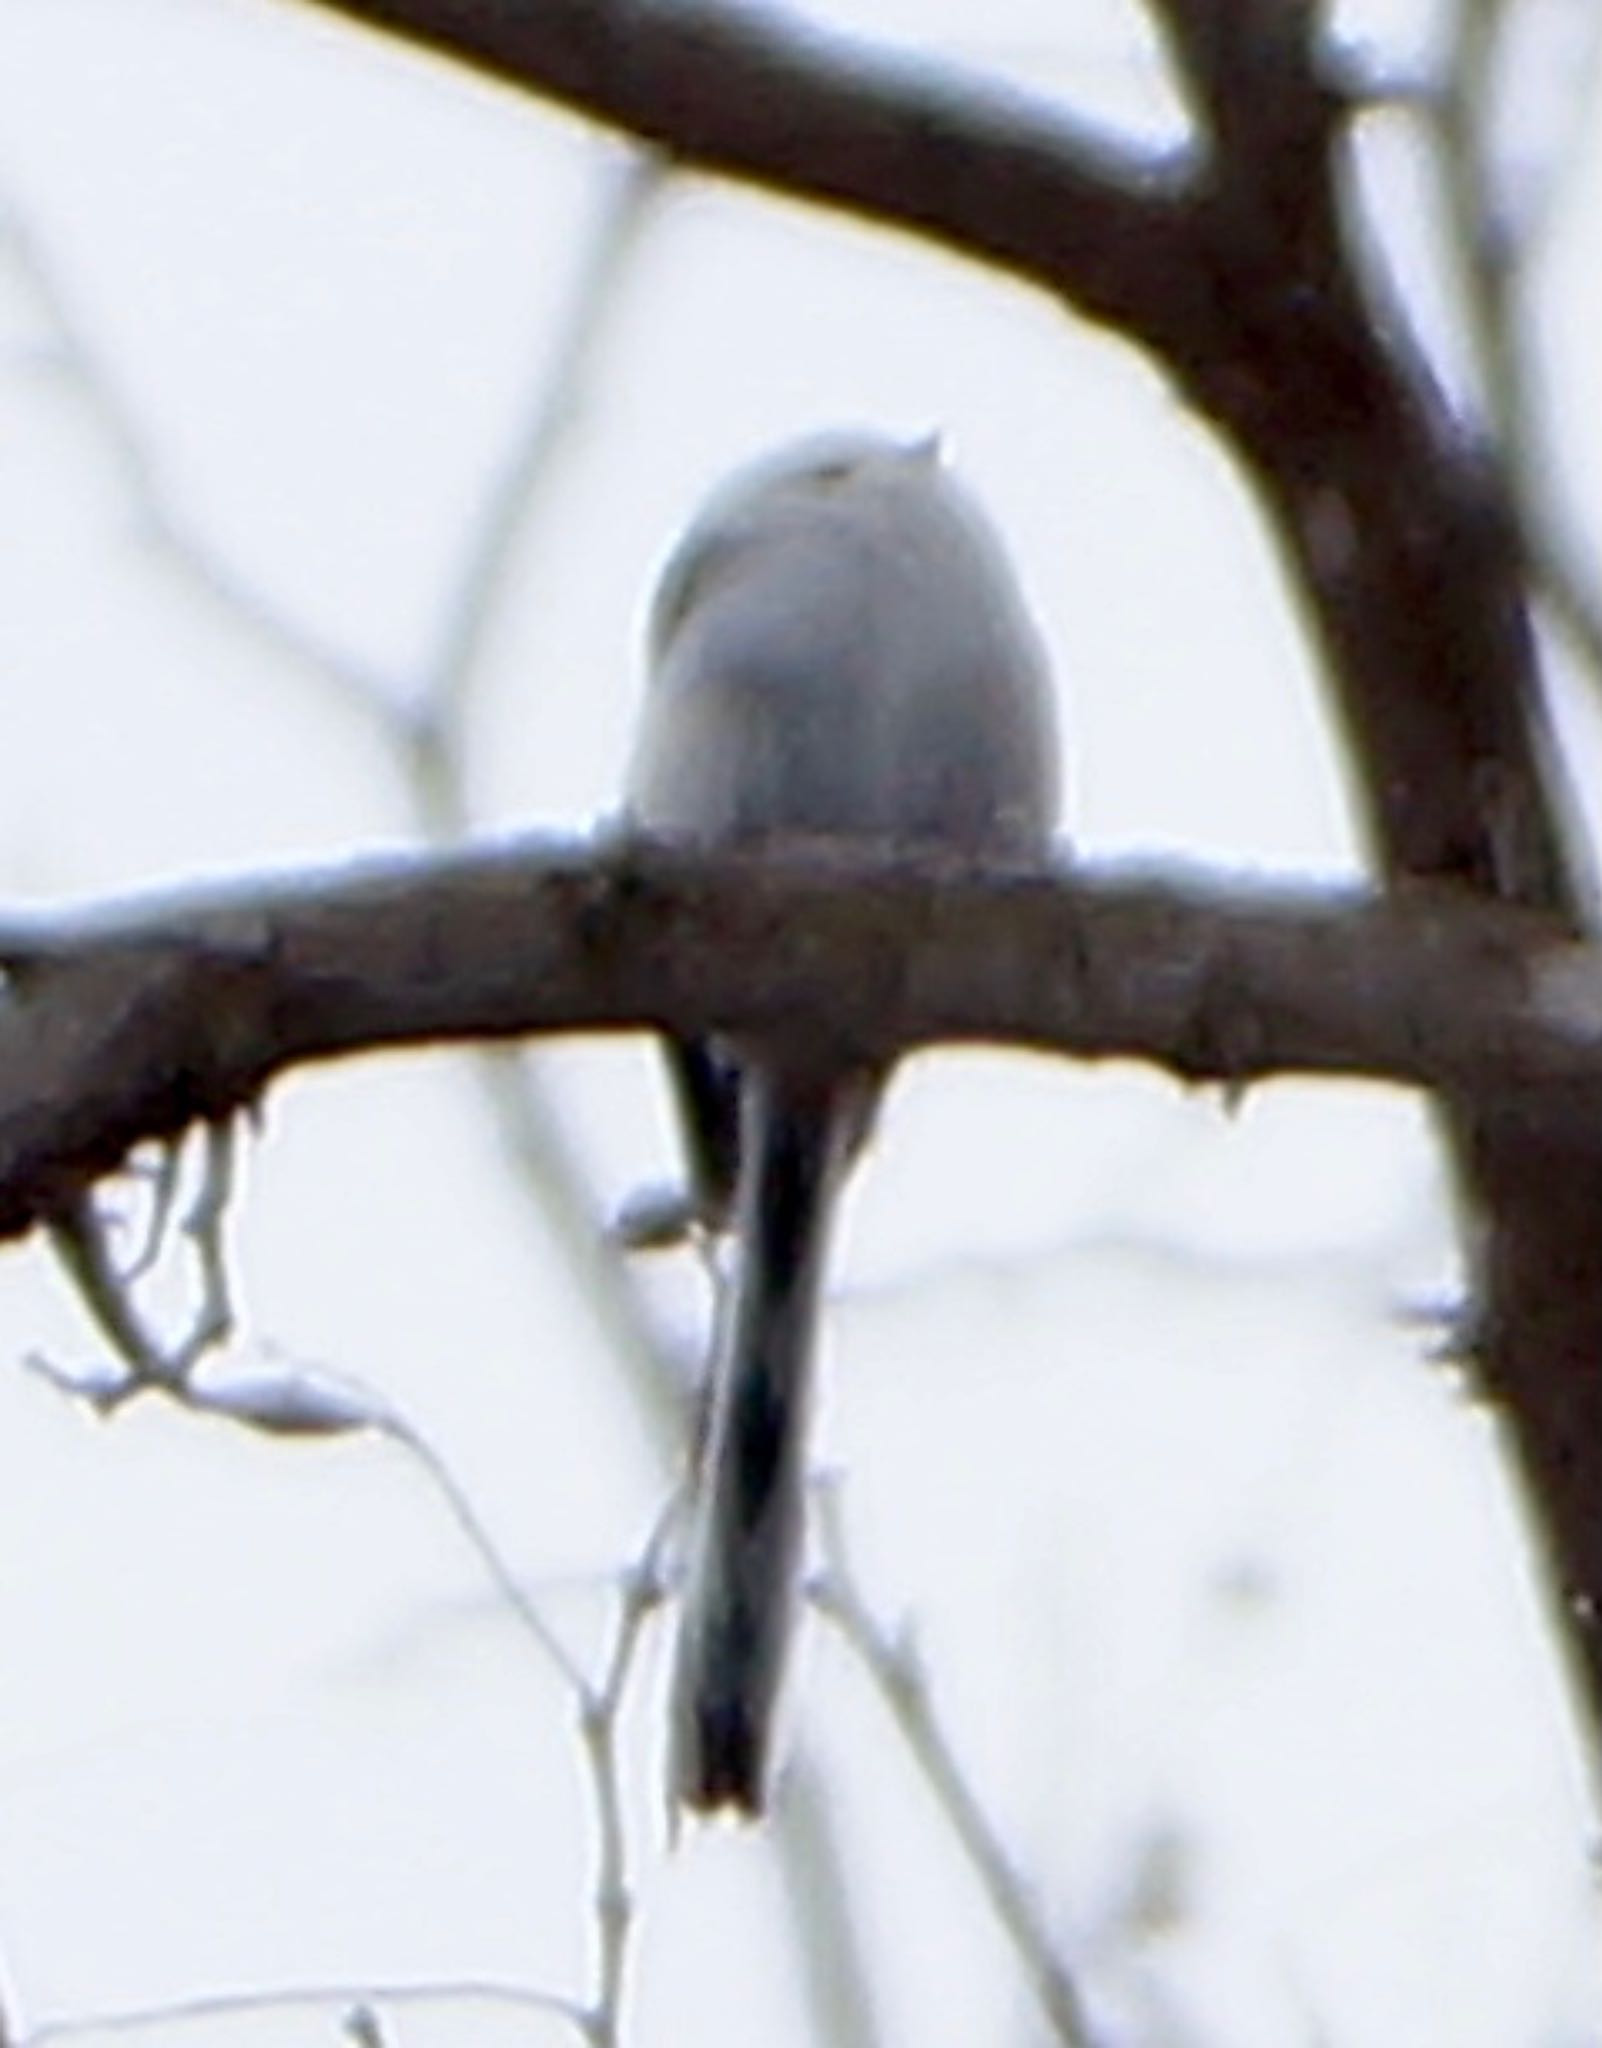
[0,1,1598,2043]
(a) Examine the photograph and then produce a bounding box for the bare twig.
[25,1316,669,2040]
[412,148,665,776]
[378,1411,673,2041]
[118,1140,185,1282]
[40,1122,240,1403]
[43,1198,185,1400]
[576,1534,671,2045]
[770,1761,891,2048]
[182,1119,240,1354]
[21,1973,588,2046]
[1427,0,1602,685]
[0,199,398,720]
[811,1490,1101,2048]
[382,1408,593,1695]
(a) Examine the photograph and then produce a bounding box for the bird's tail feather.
[670,1064,851,1815]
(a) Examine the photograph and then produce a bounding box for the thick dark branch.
[1,839,1594,1246]
[1139,9,1600,1725]
[289,0,1191,335]
[1149,0,1326,171]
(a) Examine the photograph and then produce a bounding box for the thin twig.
[41,1122,240,1403]
[0,199,398,720]
[118,1140,185,1282]
[45,1197,185,1399]
[1427,0,1602,687]
[576,1531,671,2045]
[414,149,666,762]
[382,1410,593,1697]
[812,1491,1101,2048]
[771,1756,891,2048]
[177,1119,239,1363]
[21,1973,587,2047]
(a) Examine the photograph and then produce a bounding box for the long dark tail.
[670,1064,850,1815]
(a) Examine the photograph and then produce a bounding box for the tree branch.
[1,840,1595,1246]
[288,0,1192,333]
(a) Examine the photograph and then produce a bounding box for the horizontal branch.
[1,836,1596,1244]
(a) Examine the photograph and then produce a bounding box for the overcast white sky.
[0,3,1598,2045]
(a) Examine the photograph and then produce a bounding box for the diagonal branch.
[289,0,1193,333]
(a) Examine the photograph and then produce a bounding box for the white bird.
[627,432,1060,1814]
